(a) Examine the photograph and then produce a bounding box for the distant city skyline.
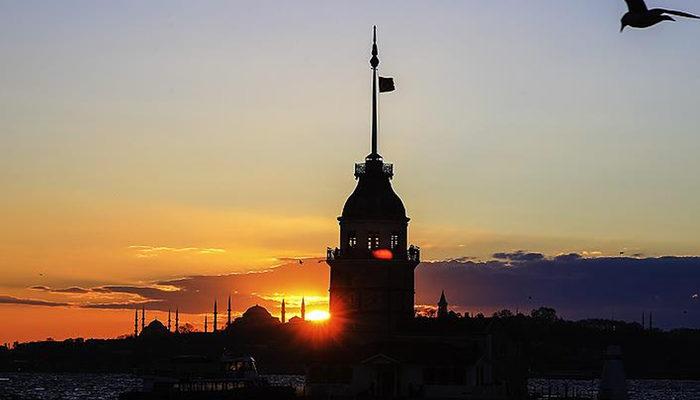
[3,1,700,342]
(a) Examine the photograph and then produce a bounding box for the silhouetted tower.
[204,315,208,333]
[175,307,179,333]
[213,300,218,332]
[167,309,171,332]
[438,290,449,319]
[301,297,306,321]
[326,26,420,336]
[227,295,232,327]
[134,309,138,337]
[141,306,145,331]
[281,298,286,323]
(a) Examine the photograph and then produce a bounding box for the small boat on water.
[119,354,294,400]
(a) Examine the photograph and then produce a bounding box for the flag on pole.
[378,76,395,93]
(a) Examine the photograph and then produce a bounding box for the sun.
[305,310,330,322]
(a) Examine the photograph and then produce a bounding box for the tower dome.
[341,159,407,221]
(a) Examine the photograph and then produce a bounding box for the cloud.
[128,245,226,258]
[0,295,69,307]
[29,286,90,294]
[416,253,700,328]
[81,300,164,310]
[19,253,700,328]
[78,259,329,314]
[492,250,545,263]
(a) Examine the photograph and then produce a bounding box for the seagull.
[621,0,700,31]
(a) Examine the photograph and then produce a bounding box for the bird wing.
[625,0,647,12]
[655,8,700,19]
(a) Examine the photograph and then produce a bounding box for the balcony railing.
[326,245,420,262]
[354,162,394,178]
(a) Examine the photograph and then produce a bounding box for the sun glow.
[305,310,330,322]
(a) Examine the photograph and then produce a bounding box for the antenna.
[370,26,380,159]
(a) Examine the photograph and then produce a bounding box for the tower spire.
[370,25,380,159]
[438,290,448,319]
[141,305,145,331]
[301,296,306,321]
[175,307,179,333]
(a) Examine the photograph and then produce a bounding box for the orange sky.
[4,2,700,343]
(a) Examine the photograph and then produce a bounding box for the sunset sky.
[2,1,700,343]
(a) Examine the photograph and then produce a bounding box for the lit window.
[390,233,399,249]
[348,233,357,248]
[367,233,379,249]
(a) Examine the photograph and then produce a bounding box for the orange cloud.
[128,245,226,258]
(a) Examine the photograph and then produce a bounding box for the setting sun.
[305,310,330,322]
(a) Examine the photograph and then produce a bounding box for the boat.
[119,354,295,399]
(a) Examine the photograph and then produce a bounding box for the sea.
[0,373,699,399]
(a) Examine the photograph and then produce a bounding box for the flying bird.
[621,0,700,31]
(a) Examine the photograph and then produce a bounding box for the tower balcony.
[355,162,393,179]
[326,245,420,263]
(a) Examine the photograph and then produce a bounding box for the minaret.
[213,300,218,332]
[175,307,179,333]
[227,295,232,327]
[326,27,419,336]
[134,309,138,337]
[141,306,145,331]
[204,315,208,333]
[281,298,286,323]
[301,297,306,321]
[438,290,449,319]
[167,309,171,332]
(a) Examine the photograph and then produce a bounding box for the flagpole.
[370,26,379,158]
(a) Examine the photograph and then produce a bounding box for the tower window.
[390,233,399,249]
[367,232,380,249]
[348,233,357,248]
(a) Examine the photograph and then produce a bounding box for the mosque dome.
[242,305,272,320]
[238,305,278,325]
[140,319,169,336]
